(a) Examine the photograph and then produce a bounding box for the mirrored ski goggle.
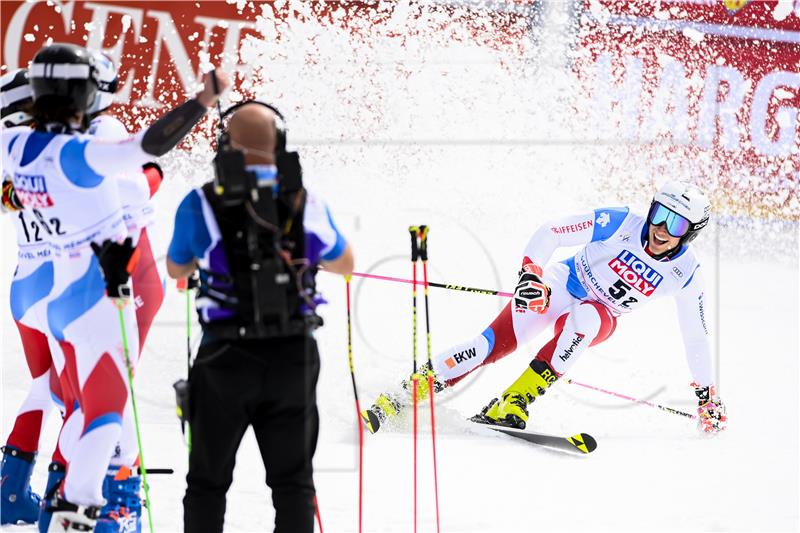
[647,202,691,238]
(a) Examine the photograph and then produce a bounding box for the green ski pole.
[115,301,155,533]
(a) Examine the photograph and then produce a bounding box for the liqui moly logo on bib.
[13,174,54,208]
[608,250,663,297]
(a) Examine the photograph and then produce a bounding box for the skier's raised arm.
[80,69,230,176]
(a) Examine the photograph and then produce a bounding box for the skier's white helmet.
[87,50,118,115]
[649,181,711,245]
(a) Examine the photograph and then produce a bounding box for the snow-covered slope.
[3,145,797,531]
[2,2,798,531]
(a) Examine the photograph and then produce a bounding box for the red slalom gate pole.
[412,376,418,533]
[345,276,364,532]
[418,226,441,533]
[408,226,420,533]
[428,381,440,531]
[314,495,323,533]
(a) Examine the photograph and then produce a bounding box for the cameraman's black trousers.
[183,335,320,533]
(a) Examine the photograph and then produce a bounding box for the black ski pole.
[320,269,514,298]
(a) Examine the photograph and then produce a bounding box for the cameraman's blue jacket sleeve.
[168,189,210,265]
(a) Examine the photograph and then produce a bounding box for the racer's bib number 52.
[608,279,638,309]
[18,209,65,243]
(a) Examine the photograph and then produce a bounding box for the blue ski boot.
[1,445,42,525]
[95,466,142,533]
[37,461,66,533]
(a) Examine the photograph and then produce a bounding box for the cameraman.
[166,102,353,533]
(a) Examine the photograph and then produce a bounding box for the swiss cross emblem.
[596,212,610,227]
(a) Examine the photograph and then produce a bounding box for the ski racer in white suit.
[47,50,166,533]
[1,42,230,531]
[363,182,727,436]
[0,68,68,527]
[0,58,166,532]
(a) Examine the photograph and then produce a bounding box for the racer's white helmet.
[648,181,711,246]
[87,50,118,115]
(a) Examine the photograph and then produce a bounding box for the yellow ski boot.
[471,359,558,430]
[401,362,446,403]
[361,362,447,434]
[361,392,402,434]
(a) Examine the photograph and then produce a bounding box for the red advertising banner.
[0,1,532,122]
[2,1,268,123]
[574,0,799,218]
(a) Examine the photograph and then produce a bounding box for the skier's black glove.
[91,237,140,299]
[514,257,551,314]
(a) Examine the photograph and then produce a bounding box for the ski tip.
[567,433,598,454]
[361,409,380,434]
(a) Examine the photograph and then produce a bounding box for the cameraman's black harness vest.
[197,100,321,340]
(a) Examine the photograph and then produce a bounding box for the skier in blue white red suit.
[363,181,727,436]
[0,67,69,527]
[1,42,229,531]
[0,53,165,532]
[42,50,167,533]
